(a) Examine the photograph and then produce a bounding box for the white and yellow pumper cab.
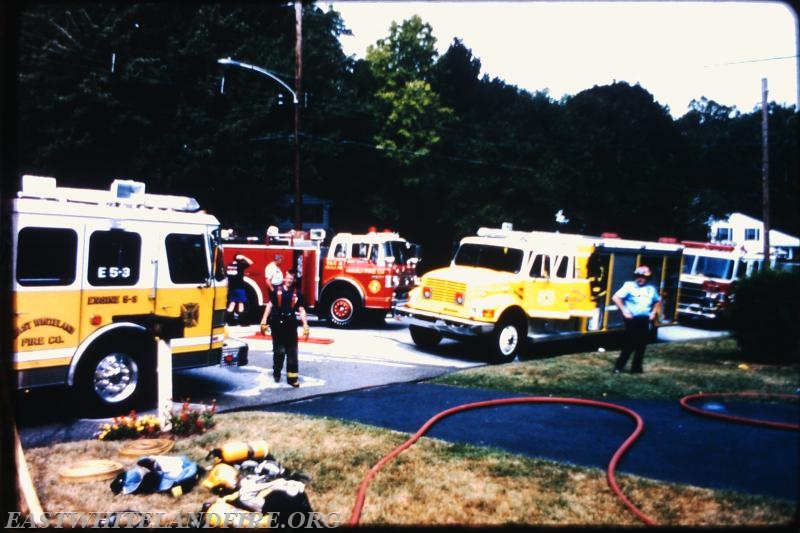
[396,223,683,363]
[11,175,245,414]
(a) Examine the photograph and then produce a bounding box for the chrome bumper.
[678,304,720,320]
[394,306,494,336]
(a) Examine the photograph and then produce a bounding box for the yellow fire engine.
[11,175,246,414]
[396,223,683,363]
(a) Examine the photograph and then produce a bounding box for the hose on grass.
[349,391,799,527]
[348,397,656,527]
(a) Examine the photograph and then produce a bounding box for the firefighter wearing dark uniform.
[260,270,309,387]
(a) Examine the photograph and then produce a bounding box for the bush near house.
[728,269,800,364]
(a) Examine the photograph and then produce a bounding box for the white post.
[157,338,173,431]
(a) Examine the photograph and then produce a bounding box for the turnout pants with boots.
[271,314,300,387]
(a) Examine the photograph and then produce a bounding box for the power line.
[703,54,798,68]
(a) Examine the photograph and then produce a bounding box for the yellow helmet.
[202,463,240,494]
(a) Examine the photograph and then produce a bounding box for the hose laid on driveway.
[348,397,656,527]
[679,391,799,431]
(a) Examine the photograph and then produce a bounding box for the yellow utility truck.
[396,224,683,363]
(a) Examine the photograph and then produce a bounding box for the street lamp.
[217,57,302,230]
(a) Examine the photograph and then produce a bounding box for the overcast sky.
[327,1,798,118]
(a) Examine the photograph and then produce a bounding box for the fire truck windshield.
[384,240,416,265]
[453,243,524,274]
[685,254,735,280]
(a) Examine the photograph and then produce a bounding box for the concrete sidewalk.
[269,382,799,502]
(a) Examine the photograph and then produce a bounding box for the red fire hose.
[679,391,800,431]
[348,392,799,527]
[348,397,656,527]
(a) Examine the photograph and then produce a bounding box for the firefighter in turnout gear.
[260,270,309,387]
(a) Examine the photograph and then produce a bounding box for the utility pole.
[761,78,770,267]
[293,1,303,231]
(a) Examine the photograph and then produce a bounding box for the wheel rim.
[93,353,139,403]
[498,324,519,357]
[331,298,354,324]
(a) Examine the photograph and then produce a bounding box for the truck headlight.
[471,307,494,319]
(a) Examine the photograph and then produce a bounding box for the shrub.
[728,268,800,364]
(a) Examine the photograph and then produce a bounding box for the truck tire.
[409,325,442,349]
[487,317,526,364]
[325,289,361,328]
[75,337,155,416]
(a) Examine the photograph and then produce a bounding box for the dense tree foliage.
[555,82,693,239]
[677,99,799,241]
[365,16,452,167]
[12,3,799,270]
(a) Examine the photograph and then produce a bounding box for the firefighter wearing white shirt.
[264,254,284,295]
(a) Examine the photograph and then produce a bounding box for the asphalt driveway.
[269,382,799,502]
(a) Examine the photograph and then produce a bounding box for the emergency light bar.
[309,228,326,241]
[19,175,57,196]
[111,179,145,199]
[18,175,200,212]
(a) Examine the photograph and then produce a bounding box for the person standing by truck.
[612,265,661,374]
[264,254,284,295]
[226,253,253,324]
[260,270,310,387]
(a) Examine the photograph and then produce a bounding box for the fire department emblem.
[181,303,199,327]
[537,290,555,306]
[368,280,382,294]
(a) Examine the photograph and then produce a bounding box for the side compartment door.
[299,248,319,308]
[605,251,638,329]
[642,251,682,323]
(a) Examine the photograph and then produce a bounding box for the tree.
[555,82,692,239]
[430,39,563,239]
[677,97,748,232]
[365,16,452,168]
[677,98,799,239]
[16,3,360,230]
[13,5,797,254]
[432,38,482,114]
[365,15,437,91]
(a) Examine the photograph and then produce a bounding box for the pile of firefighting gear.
[110,455,201,498]
[109,439,313,527]
[200,440,314,528]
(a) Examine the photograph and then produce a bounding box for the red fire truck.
[678,240,773,321]
[221,227,421,327]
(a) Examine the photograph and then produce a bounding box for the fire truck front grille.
[427,278,466,303]
[679,281,706,306]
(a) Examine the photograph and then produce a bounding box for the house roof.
[713,212,799,247]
